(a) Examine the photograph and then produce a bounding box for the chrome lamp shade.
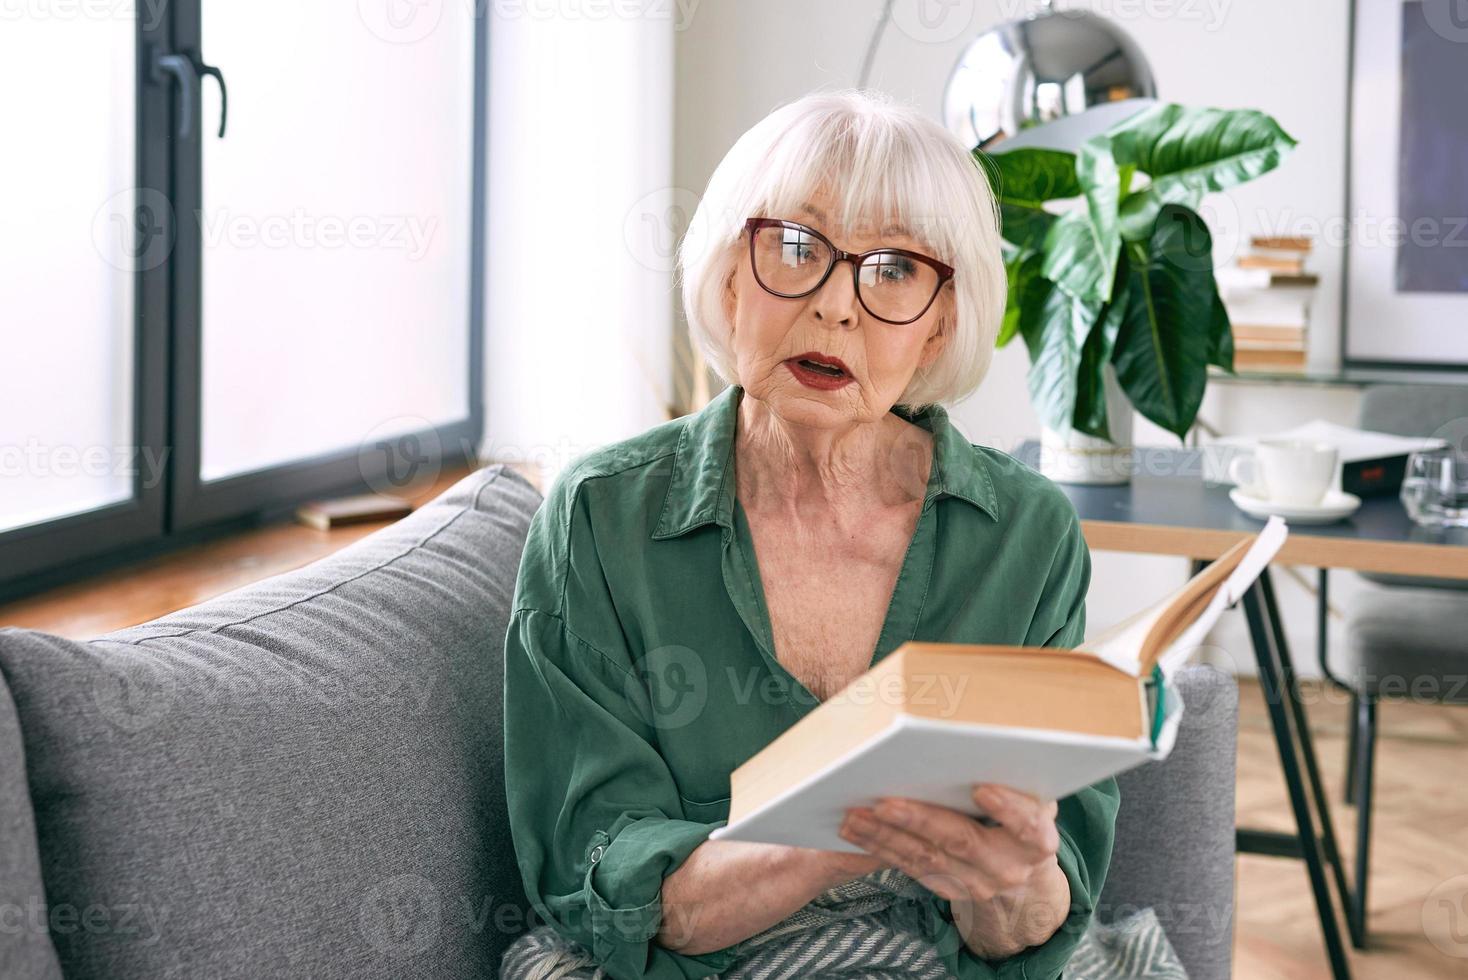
[943,8,1157,153]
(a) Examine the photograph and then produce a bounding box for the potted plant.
[979,104,1297,484]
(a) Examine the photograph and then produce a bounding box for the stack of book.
[1216,236,1318,373]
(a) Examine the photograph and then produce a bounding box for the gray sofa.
[0,464,1237,979]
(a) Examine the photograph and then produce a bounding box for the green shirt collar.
[652,383,1001,540]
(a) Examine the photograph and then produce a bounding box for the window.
[0,2,486,597]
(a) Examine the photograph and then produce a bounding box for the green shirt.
[503,382,1118,980]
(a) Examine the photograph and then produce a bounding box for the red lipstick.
[784,351,853,390]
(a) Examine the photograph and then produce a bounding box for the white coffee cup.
[1228,439,1339,507]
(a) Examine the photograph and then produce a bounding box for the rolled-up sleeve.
[503,486,736,979]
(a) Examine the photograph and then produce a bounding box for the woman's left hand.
[838,783,1071,954]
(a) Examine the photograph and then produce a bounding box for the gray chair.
[1101,666,1239,980]
[0,463,1237,979]
[1332,383,1468,945]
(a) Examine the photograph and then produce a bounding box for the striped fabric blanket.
[500,868,1187,980]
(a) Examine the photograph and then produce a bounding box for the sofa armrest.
[1099,664,1238,980]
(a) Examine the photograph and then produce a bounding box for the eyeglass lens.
[751,224,940,323]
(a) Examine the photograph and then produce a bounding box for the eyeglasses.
[743,217,954,325]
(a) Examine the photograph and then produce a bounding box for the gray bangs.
[746,103,971,267]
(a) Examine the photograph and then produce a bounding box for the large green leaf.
[981,147,1080,252]
[1019,273,1101,435]
[998,251,1044,348]
[1110,205,1218,440]
[1041,137,1122,305]
[1106,104,1297,241]
[1207,287,1235,372]
[1072,254,1130,441]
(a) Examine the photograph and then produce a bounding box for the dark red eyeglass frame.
[743,216,955,325]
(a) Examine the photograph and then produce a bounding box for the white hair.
[675,87,1006,410]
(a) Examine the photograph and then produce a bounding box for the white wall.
[673,0,1379,678]
[482,3,678,488]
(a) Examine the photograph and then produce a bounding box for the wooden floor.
[1234,676,1468,978]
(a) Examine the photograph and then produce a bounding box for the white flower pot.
[1037,363,1134,485]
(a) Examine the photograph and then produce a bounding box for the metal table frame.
[1013,440,1468,980]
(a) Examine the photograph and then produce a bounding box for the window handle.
[151,52,198,141]
[198,60,228,138]
[150,51,228,140]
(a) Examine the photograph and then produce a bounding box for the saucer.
[1228,487,1362,524]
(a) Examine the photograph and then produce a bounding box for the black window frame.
[0,3,487,602]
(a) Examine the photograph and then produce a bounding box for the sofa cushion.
[0,464,542,980]
[0,675,64,979]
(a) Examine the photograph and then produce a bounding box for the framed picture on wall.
[1344,0,1468,370]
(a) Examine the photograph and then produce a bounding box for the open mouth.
[796,358,846,377]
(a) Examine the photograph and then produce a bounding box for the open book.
[710,515,1288,852]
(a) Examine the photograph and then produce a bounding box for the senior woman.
[500,88,1118,980]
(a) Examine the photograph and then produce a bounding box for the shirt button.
[589,844,605,863]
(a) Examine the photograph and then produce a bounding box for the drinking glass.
[1400,447,1468,528]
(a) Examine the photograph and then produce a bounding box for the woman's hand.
[837,783,1072,959]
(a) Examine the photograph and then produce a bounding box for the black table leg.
[1259,570,1366,948]
[1240,571,1354,979]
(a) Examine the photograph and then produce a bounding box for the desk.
[1013,440,1468,980]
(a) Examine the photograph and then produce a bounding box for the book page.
[1074,591,1182,675]
[1075,515,1288,676]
